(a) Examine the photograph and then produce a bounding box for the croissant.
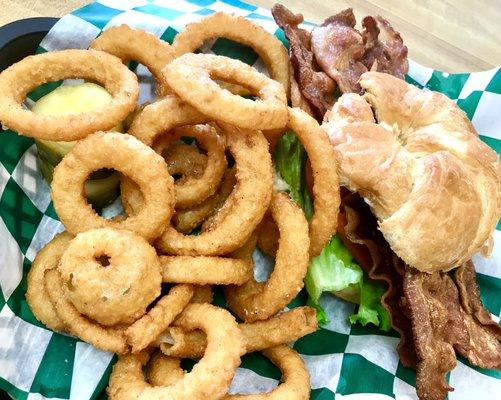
[323,72,500,273]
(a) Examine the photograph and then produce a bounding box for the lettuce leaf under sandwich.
[274,132,390,331]
[274,131,313,220]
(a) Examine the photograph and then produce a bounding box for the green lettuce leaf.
[305,236,390,331]
[306,297,329,326]
[274,131,313,220]
[349,277,391,331]
[274,132,390,331]
[305,236,362,303]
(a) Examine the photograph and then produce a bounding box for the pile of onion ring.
[5,11,341,400]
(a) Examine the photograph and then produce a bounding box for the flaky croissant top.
[323,72,501,273]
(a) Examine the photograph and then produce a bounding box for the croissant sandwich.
[273,4,501,400]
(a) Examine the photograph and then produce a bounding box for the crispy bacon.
[273,4,408,119]
[338,191,501,400]
[459,314,501,369]
[453,261,501,369]
[335,190,501,400]
[338,191,417,368]
[272,4,335,120]
[290,75,314,116]
[361,16,409,79]
[403,269,470,400]
[311,9,367,93]
[455,261,501,338]
[310,10,408,95]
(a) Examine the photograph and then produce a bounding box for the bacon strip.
[272,4,335,120]
[338,191,417,368]
[311,9,367,93]
[336,191,501,400]
[338,193,501,400]
[361,16,408,79]
[272,4,408,120]
[403,269,470,400]
[311,10,408,96]
[453,261,501,369]
[455,261,501,337]
[290,75,314,116]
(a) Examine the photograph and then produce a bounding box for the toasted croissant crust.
[323,72,500,273]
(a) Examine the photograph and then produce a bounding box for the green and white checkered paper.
[0,1,500,399]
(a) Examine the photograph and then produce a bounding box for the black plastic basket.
[0,17,58,72]
[0,17,58,399]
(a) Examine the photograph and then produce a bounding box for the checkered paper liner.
[0,0,500,399]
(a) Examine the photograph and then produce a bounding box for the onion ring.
[120,141,210,216]
[230,231,259,261]
[218,81,252,96]
[226,346,310,400]
[123,97,210,215]
[164,143,207,178]
[90,25,175,96]
[174,168,236,234]
[225,192,310,322]
[263,127,287,151]
[163,53,287,130]
[125,284,194,353]
[45,270,193,354]
[161,306,317,359]
[288,107,340,256]
[256,214,280,259]
[160,256,252,285]
[155,124,226,208]
[0,49,138,141]
[147,352,185,387]
[160,125,226,207]
[26,232,73,332]
[172,12,290,94]
[59,228,161,326]
[128,95,207,147]
[107,304,245,400]
[122,125,226,215]
[44,269,129,354]
[190,285,213,304]
[123,102,148,132]
[155,124,273,256]
[52,132,175,241]
[148,346,310,400]
[120,177,145,218]
[45,229,193,353]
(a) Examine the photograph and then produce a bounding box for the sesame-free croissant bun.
[322,72,500,273]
